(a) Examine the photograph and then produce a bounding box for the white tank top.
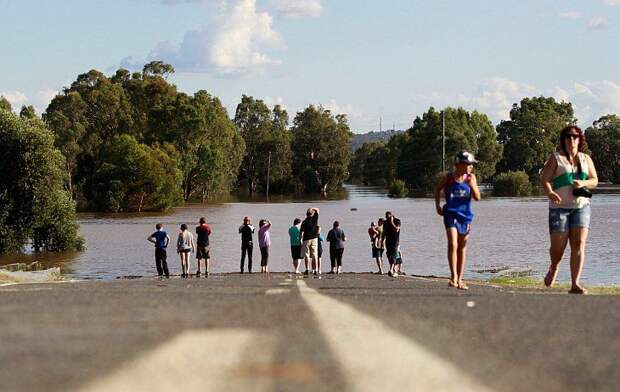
[549,152,590,209]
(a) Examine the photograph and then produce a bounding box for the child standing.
[258,219,272,273]
[176,224,195,278]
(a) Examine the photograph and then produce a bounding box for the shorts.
[196,245,210,260]
[178,248,191,254]
[385,241,398,258]
[549,205,591,234]
[443,213,471,235]
[372,247,384,258]
[290,245,302,260]
[303,238,318,261]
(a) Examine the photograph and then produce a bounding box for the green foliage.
[399,107,502,191]
[19,105,37,119]
[92,135,182,212]
[349,141,391,185]
[492,170,533,196]
[44,63,245,209]
[389,179,408,198]
[234,95,291,194]
[0,110,83,253]
[497,96,575,181]
[0,96,11,112]
[291,105,352,193]
[586,114,620,184]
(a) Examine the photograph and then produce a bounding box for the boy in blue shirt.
[147,223,170,278]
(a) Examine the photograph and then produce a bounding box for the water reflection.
[2,185,619,285]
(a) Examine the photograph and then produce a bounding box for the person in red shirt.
[195,217,213,277]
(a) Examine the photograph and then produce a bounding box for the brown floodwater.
[1,185,619,285]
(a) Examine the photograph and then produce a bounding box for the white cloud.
[263,95,286,109]
[603,0,620,6]
[140,0,284,76]
[559,11,582,20]
[268,0,322,18]
[324,99,363,119]
[587,16,609,30]
[0,90,29,110]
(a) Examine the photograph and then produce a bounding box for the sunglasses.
[565,134,580,140]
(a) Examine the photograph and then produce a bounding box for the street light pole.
[442,110,446,173]
[266,151,271,198]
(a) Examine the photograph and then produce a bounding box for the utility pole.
[442,110,446,173]
[266,151,271,198]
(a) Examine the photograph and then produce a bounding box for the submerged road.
[0,273,618,392]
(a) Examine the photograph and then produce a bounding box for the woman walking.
[540,125,598,294]
[177,224,195,278]
[434,151,481,290]
[258,219,272,273]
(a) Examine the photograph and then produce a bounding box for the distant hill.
[351,130,404,151]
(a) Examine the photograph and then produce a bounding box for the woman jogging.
[540,125,598,294]
[434,151,481,290]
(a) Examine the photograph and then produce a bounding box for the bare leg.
[446,228,458,286]
[196,259,202,274]
[205,258,209,274]
[545,232,569,287]
[305,257,309,272]
[316,257,321,274]
[179,253,184,276]
[375,257,383,274]
[456,234,469,290]
[568,227,588,294]
[293,258,299,273]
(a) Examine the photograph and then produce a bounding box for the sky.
[1,0,619,132]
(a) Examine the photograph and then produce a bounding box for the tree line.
[2,62,352,215]
[350,97,620,194]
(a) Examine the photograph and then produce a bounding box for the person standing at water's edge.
[300,207,320,276]
[258,219,272,273]
[327,221,346,274]
[195,217,212,277]
[147,223,170,278]
[177,224,195,278]
[434,151,481,290]
[382,211,401,277]
[540,125,598,294]
[288,218,303,274]
[239,217,255,273]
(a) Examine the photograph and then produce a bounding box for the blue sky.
[1,0,619,132]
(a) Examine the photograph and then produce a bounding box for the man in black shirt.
[300,207,320,275]
[383,211,401,277]
[238,216,255,273]
[195,217,212,277]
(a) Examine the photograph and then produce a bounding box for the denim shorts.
[549,204,591,234]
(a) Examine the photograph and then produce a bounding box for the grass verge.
[485,275,620,295]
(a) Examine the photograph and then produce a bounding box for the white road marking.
[296,280,493,391]
[81,330,275,392]
[266,288,291,295]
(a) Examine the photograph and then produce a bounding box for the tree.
[291,105,352,193]
[19,105,37,119]
[497,96,575,181]
[349,141,391,185]
[142,61,175,79]
[586,114,620,183]
[0,96,11,112]
[234,96,291,194]
[399,107,502,191]
[0,110,83,253]
[91,135,182,212]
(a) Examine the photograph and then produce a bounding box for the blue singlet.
[443,173,474,234]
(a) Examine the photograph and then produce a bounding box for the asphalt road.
[0,273,618,391]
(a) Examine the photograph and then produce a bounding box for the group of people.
[146,125,598,294]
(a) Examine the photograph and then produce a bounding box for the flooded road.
[2,185,619,285]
